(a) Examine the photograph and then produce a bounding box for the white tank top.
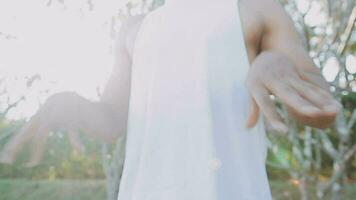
[118,0,272,199]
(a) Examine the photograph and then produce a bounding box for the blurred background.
[0,0,355,199]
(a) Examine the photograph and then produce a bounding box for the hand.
[0,92,85,167]
[245,51,342,133]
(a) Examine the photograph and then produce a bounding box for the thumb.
[246,96,260,128]
[68,130,86,153]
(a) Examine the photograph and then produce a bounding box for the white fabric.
[117,0,272,199]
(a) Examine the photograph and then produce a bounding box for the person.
[0,0,341,199]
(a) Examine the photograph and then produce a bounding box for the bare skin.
[0,0,341,166]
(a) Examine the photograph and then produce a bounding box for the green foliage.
[0,180,106,200]
[341,92,356,111]
[151,0,165,10]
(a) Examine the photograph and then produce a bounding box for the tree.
[268,1,356,199]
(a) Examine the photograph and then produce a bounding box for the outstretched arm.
[0,15,145,166]
[244,0,341,131]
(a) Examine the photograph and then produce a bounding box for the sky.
[0,0,130,118]
[0,0,355,119]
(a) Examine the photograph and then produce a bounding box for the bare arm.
[99,15,146,141]
[0,15,145,166]
[244,0,341,131]
[259,0,329,90]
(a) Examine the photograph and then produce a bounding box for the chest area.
[136,6,246,55]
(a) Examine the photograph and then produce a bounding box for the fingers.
[68,130,86,153]
[299,70,330,92]
[285,106,337,129]
[25,125,50,168]
[267,81,321,117]
[265,77,340,129]
[246,52,340,129]
[246,96,260,128]
[248,84,288,133]
[0,114,41,164]
[289,78,341,115]
[245,76,339,132]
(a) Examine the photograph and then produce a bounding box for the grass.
[0,179,106,200]
[0,179,355,200]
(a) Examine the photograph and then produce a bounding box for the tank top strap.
[224,0,255,78]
